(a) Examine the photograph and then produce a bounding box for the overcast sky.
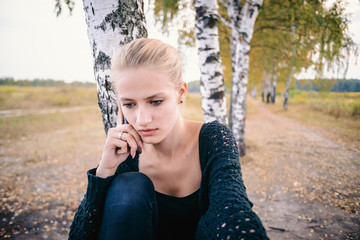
[0,0,359,83]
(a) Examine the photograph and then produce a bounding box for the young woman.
[69,38,268,240]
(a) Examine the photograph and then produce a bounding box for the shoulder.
[199,120,239,158]
[200,121,235,142]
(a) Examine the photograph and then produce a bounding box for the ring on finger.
[118,131,124,140]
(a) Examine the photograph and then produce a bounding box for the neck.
[144,115,187,160]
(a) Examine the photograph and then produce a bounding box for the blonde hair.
[111,38,183,90]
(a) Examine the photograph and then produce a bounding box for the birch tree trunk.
[283,24,296,110]
[227,0,263,156]
[283,74,292,110]
[266,73,271,103]
[83,0,147,134]
[271,74,277,103]
[195,0,227,124]
[250,86,257,99]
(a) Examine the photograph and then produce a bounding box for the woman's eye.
[123,103,135,108]
[151,100,163,106]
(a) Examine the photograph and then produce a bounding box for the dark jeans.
[98,172,158,240]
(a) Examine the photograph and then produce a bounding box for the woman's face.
[115,66,185,144]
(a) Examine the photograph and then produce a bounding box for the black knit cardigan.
[69,121,268,239]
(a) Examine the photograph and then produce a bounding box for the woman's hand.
[96,110,142,178]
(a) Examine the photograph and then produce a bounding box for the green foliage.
[218,3,232,91]
[313,77,336,92]
[154,0,179,31]
[249,0,356,91]
[153,0,196,47]
[332,79,360,92]
[54,0,74,17]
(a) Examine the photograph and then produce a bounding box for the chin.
[141,135,165,145]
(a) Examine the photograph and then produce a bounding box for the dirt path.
[0,101,359,239]
[243,99,359,239]
[0,106,94,119]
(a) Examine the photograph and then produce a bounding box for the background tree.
[249,0,356,110]
[82,0,147,134]
[195,0,228,123]
[153,0,228,123]
[55,0,356,157]
[220,0,264,156]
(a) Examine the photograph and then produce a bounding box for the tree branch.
[218,13,233,30]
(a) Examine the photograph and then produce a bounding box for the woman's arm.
[69,155,138,240]
[69,168,115,240]
[196,121,268,239]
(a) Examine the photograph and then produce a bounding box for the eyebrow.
[120,93,166,101]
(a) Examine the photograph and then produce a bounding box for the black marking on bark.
[198,45,215,51]
[213,71,222,78]
[239,32,248,39]
[95,51,111,72]
[209,33,219,37]
[105,77,112,91]
[205,52,220,64]
[92,41,97,59]
[254,4,261,10]
[195,6,206,20]
[84,5,89,14]
[209,91,224,100]
[197,36,207,41]
[92,6,95,15]
[208,71,223,83]
[204,15,217,29]
[94,0,147,39]
[196,6,217,28]
[249,8,254,18]
[96,74,118,134]
[97,86,110,134]
[195,25,202,34]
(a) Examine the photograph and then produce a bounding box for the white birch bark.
[250,86,257,99]
[83,0,147,134]
[227,0,263,156]
[283,74,292,110]
[195,0,227,124]
[271,74,277,103]
[284,24,296,110]
[264,72,271,103]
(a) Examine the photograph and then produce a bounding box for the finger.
[116,105,124,126]
[121,133,138,158]
[111,138,129,155]
[108,130,134,155]
[115,125,142,149]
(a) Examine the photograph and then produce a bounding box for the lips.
[138,128,157,136]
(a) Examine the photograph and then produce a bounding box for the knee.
[104,172,155,210]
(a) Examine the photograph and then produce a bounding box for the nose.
[136,106,152,126]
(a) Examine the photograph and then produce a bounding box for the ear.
[178,82,187,103]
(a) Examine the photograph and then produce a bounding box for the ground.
[0,99,359,239]
[243,99,359,239]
